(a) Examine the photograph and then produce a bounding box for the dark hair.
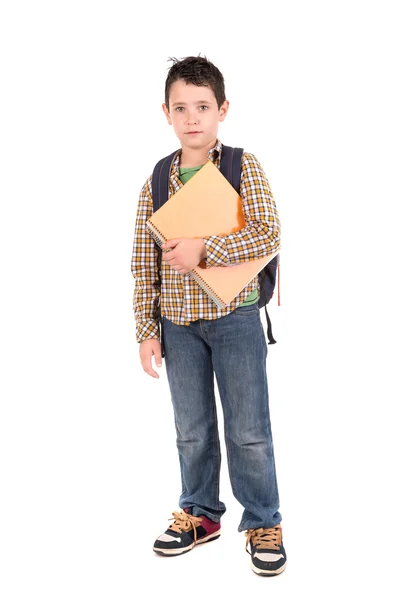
[165,55,226,110]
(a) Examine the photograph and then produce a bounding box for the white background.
[1,1,399,598]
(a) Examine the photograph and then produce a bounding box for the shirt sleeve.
[131,175,161,343]
[203,152,281,266]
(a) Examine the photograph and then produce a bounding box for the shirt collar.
[170,138,223,178]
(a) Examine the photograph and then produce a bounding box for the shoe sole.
[153,530,221,556]
[251,562,287,576]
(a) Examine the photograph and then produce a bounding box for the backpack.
[151,144,280,350]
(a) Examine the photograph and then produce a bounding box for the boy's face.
[162,80,229,154]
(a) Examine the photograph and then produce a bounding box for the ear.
[162,103,172,125]
[218,99,229,123]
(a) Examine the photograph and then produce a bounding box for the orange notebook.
[146,161,278,308]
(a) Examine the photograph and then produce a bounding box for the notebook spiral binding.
[190,270,226,309]
[147,220,227,309]
[146,222,166,248]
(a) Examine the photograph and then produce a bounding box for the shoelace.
[245,525,282,555]
[168,511,203,542]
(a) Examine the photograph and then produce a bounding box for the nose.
[187,110,199,126]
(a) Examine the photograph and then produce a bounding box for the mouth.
[186,131,202,135]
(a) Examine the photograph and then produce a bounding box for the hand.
[140,338,162,378]
[162,238,207,274]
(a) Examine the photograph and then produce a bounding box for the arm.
[203,152,281,266]
[131,175,161,344]
[132,176,163,378]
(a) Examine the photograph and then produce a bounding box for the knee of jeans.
[226,424,272,449]
[176,435,217,461]
[176,422,217,446]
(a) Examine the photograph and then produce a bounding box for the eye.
[199,105,208,111]
[175,106,184,112]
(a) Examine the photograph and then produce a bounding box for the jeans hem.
[184,505,223,524]
[238,519,282,532]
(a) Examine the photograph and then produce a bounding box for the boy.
[131,56,286,576]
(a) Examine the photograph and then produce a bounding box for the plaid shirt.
[131,139,281,343]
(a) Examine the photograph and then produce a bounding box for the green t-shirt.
[179,163,259,307]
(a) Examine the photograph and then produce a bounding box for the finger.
[153,346,162,369]
[163,254,175,263]
[143,365,159,378]
[170,263,185,272]
[165,258,183,269]
[141,355,159,379]
[162,238,183,250]
[163,249,177,261]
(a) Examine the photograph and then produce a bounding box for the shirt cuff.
[136,319,160,343]
[203,235,229,267]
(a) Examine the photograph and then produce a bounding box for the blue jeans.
[163,303,282,532]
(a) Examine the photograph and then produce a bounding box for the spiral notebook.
[146,160,278,308]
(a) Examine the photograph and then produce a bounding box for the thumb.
[162,238,183,250]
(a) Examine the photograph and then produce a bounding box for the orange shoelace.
[168,511,203,542]
[245,525,282,555]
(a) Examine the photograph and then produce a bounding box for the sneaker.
[153,509,221,556]
[245,524,287,576]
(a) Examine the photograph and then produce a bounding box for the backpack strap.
[152,149,180,211]
[264,305,277,344]
[220,145,243,193]
[151,149,179,358]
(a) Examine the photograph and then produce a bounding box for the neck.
[180,138,217,168]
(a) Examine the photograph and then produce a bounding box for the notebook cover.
[190,252,279,308]
[146,161,277,308]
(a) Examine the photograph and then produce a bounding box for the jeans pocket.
[234,304,259,316]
